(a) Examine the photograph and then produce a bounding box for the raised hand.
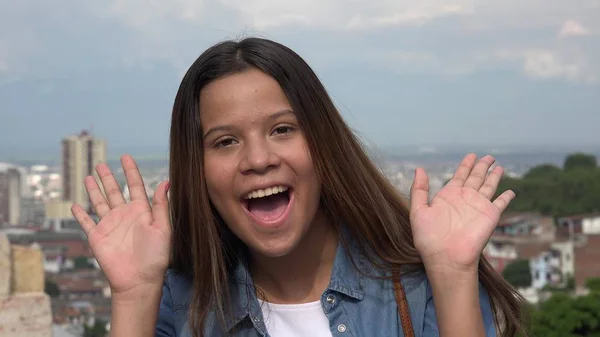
[409,154,514,273]
[71,155,171,297]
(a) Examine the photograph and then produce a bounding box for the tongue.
[248,193,289,221]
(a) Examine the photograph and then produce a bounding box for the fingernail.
[165,181,171,192]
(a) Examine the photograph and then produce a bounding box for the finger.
[410,168,430,214]
[446,153,477,187]
[96,163,126,207]
[463,155,496,190]
[152,181,172,231]
[71,204,96,235]
[479,166,504,199]
[84,176,111,217]
[492,190,516,212]
[121,155,149,202]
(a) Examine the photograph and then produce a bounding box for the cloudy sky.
[1,0,599,160]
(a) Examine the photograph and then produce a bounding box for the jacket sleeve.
[156,271,176,337]
[422,281,497,337]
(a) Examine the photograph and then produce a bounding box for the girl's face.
[200,68,324,258]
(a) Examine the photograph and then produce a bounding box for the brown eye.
[272,126,294,136]
[216,138,237,148]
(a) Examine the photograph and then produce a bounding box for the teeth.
[245,185,289,199]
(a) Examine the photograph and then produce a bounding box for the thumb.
[410,168,430,214]
[152,180,171,231]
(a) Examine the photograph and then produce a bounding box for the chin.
[247,230,303,259]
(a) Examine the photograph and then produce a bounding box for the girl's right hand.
[71,155,171,299]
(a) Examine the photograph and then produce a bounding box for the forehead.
[199,68,292,126]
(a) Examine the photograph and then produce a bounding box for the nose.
[238,138,280,174]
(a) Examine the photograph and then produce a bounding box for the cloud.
[0,0,598,85]
[489,48,597,83]
[558,20,590,38]
[522,51,584,81]
[75,0,600,34]
[365,50,480,76]
[219,0,475,30]
[365,47,598,84]
[345,5,472,30]
[96,0,207,28]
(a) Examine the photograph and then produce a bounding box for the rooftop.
[558,213,600,221]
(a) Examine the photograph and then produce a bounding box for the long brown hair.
[169,37,527,337]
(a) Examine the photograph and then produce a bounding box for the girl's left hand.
[409,154,514,274]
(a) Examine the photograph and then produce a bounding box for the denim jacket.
[156,238,497,337]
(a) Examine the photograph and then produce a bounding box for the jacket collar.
[224,229,367,332]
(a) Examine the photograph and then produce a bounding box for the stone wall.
[0,233,52,337]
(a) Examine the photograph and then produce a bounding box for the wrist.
[424,263,479,291]
[424,264,484,337]
[110,284,163,337]
[422,255,479,277]
[428,277,485,336]
[111,283,164,304]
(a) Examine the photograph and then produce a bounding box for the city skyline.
[3,125,600,163]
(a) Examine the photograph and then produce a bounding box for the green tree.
[565,273,575,291]
[496,153,600,217]
[73,256,94,269]
[564,153,597,171]
[530,292,600,336]
[523,164,562,181]
[84,319,108,337]
[502,259,532,288]
[44,280,60,298]
[585,277,600,293]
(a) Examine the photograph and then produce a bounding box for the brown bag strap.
[393,272,415,337]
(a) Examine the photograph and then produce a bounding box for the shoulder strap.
[393,272,415,337]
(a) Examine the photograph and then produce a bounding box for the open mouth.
[242,186,292,223]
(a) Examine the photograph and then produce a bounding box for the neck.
[250,210,338,304]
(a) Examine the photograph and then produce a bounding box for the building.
[551,240,575,282]
[0,233,53,337]
[529,249,562,289]
[51,270,110,300]
[61,130,106,212]
[6,230,95,273]
[20,196,47,226]
[45,198,82,233]
[483,241,518,273]
[493,213,555,242]
[557,213,600,237]
[574,234,600,290]
[485,212,556,274]
[0,163,22,225]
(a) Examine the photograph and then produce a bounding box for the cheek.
[300,156,319,183]
[291,140,317,178]
[204,157,236,202]
[289,150,321,199]
[298,149,321,198]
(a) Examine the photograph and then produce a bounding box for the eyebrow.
[202,109,295,139]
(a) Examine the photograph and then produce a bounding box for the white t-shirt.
[258,299,334,337]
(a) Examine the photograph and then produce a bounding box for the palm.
[88,200,170,293]
[410,154,514,271]
[71,155,171,295]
